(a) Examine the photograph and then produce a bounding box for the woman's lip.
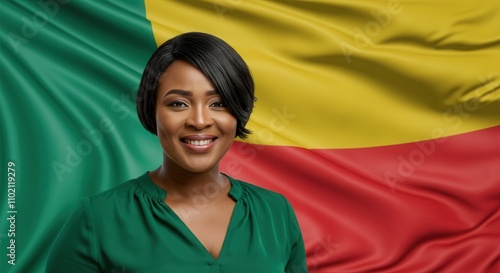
[181,138,217,152]
[181,134,217,141]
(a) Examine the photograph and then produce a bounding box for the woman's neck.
[149,162,230,203]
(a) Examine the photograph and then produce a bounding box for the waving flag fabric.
[1,1,499,272]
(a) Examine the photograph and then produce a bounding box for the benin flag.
[1,1,499,272]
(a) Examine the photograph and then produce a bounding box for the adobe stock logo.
[51,118,116,182]
[383,73,497,192]
[338,0,411,63]
[8,0,71,53]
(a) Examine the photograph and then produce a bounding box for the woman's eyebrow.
[163,89,219,98]
[163,89,192,98]
[205,90,218,96]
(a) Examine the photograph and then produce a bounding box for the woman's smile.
[180,134,218,152]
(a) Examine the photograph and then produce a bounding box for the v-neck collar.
[137,171,241,262]
[174,199,239,262]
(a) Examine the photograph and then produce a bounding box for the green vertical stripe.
[1,1,158,272]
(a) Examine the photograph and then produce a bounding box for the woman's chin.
[181,161,219,174]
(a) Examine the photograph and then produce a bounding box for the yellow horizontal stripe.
[145,0,500,149]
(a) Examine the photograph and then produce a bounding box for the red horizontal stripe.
[221,126,500,272]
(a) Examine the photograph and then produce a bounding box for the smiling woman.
[45,32,307,273]
[153,60,237,174]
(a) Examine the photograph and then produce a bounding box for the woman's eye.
[211,101,225,108]
[168,101,188,107]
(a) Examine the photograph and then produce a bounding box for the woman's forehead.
[159,61,215,89]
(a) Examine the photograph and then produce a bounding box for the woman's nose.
[186,105,214,129]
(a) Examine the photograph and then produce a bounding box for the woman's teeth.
[184,139,213,146]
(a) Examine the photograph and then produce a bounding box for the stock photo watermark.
[384,73,499,192]
[212,0,244,20]
[224,106,297,176]
[170,174,228,224]
[309,235,341,272]
[339,0,410,64]
[51,118,116,182]
[51,85,141,182]
[8,0,71,53]
[5,162,17,266]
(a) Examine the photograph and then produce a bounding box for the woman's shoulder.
[228,176,290,207]
[229,176,301,234]
[81,173,153,211]
[87,176,140,201]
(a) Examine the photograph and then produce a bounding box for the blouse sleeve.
[283,197,308,273]
[46,198,100,273]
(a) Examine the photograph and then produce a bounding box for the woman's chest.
[96,203,289,272]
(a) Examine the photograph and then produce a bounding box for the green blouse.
[46,172,307,273]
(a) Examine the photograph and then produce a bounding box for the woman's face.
[155,60,237,173]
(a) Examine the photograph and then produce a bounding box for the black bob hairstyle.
[136,32,256,139]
